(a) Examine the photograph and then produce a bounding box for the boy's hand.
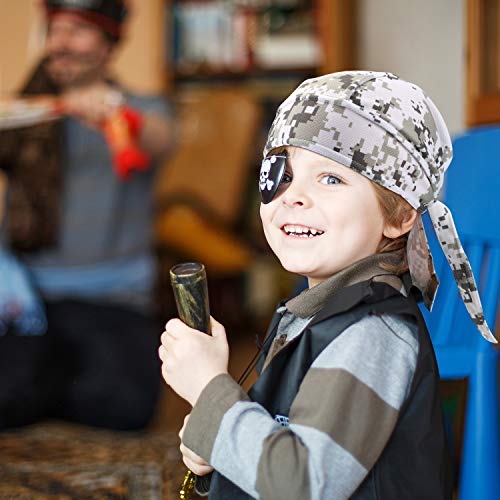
[179,414,214,476]
[159,316,229,406]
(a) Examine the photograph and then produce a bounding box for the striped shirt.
[183,254,421,499]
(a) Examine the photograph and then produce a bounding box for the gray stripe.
[183,374,249,462]
[291,368,399,469]
[210,400,281,497]
[312,314,418,408]
[289,424,367,500]
[262,312,312,370]
[277,311,311,343]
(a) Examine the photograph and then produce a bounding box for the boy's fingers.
[164,318,184,335]
[164,318,199,338]
[179,414,190,435]
[180,442,209,467]
[210,316,226,340]
[183,456,213,476]
[210,316,222,329]
[158,345,167,362]
[179,414,190,439]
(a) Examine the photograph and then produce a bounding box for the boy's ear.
[383,209,418,239]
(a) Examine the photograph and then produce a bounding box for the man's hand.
[61,83,172,158]
[158,316,229,407]
[61,83,123,129]
[179,414,214,476]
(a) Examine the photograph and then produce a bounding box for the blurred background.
[0,1,499,497]
[1,0,494,327]
[1,0,498,419]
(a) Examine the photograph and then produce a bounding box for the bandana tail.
[427,200,498,344]
[407,214,439,311]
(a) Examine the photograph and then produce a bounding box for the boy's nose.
[281,183,312,208]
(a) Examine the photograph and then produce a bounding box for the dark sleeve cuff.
[183,373,250,461]
[194,472,212,496]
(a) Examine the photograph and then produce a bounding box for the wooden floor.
[0,333,260,499]
[0,326,465,499]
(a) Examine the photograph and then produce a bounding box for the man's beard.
[46,51,106,88]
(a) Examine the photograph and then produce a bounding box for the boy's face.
[260,147,388,287]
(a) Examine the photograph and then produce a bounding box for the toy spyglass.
[170,262,211,499]
[169,262,275,498]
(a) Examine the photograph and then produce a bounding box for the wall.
[112,0,167,94]
[357,0,465,136]
[0,0,167,217]
[0,1,42,93]
[0,1,467,129]
[0,0,166,95]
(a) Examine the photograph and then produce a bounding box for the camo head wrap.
[263,71,496,343]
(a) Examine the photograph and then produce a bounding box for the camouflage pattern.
[428,201,495,342]
[406,215,439,311]
[263,71,496,343]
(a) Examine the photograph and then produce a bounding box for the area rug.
[0,421,203,499]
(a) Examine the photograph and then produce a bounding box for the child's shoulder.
[310,312,420,408]
[367,312,420,354]
[314,311,420,365]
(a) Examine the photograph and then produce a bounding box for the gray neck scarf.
[264,71,496,344]
[286,252,405,318]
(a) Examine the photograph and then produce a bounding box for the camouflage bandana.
[263,71,496,343]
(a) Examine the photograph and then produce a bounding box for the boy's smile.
[282,224,324,238]
[260,147,390,288]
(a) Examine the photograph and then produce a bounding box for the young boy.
[159,71,497,500]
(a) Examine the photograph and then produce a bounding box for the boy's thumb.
[210,316,227,340]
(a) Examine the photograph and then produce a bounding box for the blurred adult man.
[0,0,173,430]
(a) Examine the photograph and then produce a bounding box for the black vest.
[207,280,453,500]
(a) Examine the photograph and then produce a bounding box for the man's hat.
[44,0,128,41]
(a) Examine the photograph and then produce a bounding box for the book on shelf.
[253,33,320,69]
[168,0,321,76]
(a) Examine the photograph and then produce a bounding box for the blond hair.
[372,182,414,274]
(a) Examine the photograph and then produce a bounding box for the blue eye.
[321,175,342,185]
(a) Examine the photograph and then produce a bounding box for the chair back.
[155,86,261,227]
[153,87,261,274]
[422,126,500,374]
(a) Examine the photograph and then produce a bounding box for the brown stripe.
[256,428,311,500]
[183,373,250,461]
[290,368,399,469]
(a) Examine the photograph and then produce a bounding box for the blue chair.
[421,126,500,500]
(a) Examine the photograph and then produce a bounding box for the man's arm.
[138,111,172,160]
[61,82,174,161]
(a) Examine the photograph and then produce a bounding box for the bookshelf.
[164,0,356,96]
[156,1,356,320]
[466,0,500,126]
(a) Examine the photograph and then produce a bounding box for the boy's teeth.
[283,224,324,237]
